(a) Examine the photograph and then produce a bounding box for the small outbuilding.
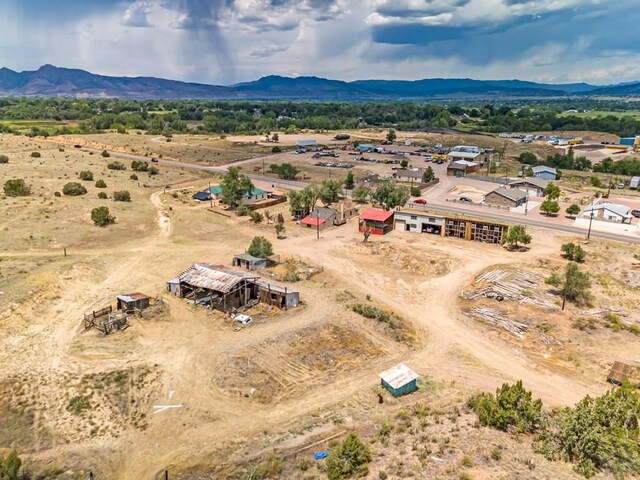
[379,363,419,397]
[359,208,394,235]
[116,293,151,312]
[631,176,640,189]
[192,191,212,201]
[607,361,635,385]
[166,278,180,295]
[256,281,300,309]
[297,139,317,147]
[233,253,267,271]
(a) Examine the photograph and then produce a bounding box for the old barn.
[171,263,260,311]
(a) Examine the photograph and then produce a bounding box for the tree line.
[0,98,638,137]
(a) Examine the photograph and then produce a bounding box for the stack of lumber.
[465,269,556,309]
[469,308,528,338]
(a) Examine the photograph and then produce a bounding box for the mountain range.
[0,65,639,100]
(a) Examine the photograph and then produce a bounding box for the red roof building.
[300,216,327,227]
[359,208,394,235]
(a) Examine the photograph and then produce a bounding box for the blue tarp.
[314,451,329,460]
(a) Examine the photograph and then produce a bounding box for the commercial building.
[447,160,479,176]
[395,209,509,244]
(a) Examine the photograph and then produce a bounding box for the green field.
[558,110,640,120]
[1,119,68,132]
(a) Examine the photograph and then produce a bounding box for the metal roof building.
[379,363,419,397]
[172,264,260,311]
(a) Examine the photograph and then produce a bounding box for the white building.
[583,201,632,224]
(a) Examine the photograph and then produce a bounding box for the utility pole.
[587,210,594,240]
[316,207,320,240]
[208,182,213,208]
[607,174,613,198]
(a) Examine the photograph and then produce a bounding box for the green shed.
[379,363,419,397]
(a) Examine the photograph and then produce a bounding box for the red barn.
[359,208,394,235]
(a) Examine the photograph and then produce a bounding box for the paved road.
[89,145,640,243]
[407,202,640,244]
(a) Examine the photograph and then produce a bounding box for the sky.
[2,0,640,86]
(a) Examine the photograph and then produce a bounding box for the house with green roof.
[207,185,269,206]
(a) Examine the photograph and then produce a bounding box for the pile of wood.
[464,269,556,309]
[468,308,529,338]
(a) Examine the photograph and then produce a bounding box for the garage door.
[395,219,406,231]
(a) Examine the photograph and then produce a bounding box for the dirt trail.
[277,227,603,406]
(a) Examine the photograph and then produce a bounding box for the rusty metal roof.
[117,292,150,302]
[607,361,634,385]
[177,263,259,293]
[379,363,419,389]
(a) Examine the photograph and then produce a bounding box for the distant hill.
[0,65,633,100]
[588,82,640,96]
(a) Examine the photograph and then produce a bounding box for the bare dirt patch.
[212,323,392,405]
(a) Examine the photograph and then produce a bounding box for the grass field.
[1,119,69,132]
[559,110,640,120]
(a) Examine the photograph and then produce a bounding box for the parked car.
[151,158,159,163]
[234,314,253,325]
[459,197,473,203]
[632,210,640,218]
[414,199,427,204]
[517,171,524,177]
[74,144,82,149]
[436,159,445,164]
[618,183,625,189]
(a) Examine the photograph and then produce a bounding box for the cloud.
[1,0,640,86]
[249,42,290,57]
[121,1,153,27]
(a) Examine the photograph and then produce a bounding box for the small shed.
[297,139,317,147]
[192,191,211,201]
[166,278,180,295]
[607,361,635,385]
[233,253,267,271]
[116,293,150,312]
[631,176,640,189]
[256,281,300,309]
[359,208,394,235]
[379,363,419,397]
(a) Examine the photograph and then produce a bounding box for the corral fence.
[84,305,113,330]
